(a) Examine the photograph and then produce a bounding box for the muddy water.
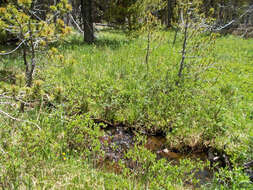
[97,126,214,185]
[100,126,210,162]
[145,136,208,162]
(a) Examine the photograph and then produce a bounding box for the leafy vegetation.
[0,28,253,189]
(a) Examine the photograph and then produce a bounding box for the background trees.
[2,0,252,46]
[1,0,253,87]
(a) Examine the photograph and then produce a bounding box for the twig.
[1,95,31,105]
[173,28,179,46]
[0,109,41,130]
[213,6,253,31]
[0,146,6,155]
[36,97,44,121]
[0,40,26,55]
[244,161,253,168]
[70,14,83,33]
[145,32,150,75]
[177,8,189,84]
[0,93,9,97]
[0,102,17,107]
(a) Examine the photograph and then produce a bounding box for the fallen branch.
[213,6,253,31]
[0,102,17,107]
[244,161,253,168]
[0,109,41,130]
[1,95,32,105]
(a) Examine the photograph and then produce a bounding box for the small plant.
[66,115,105,165]
[124,135,206,189]
[209,167,253,190]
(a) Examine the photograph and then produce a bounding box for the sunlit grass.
[0,29,253,189]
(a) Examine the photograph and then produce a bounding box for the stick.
[0,109,41,130]
[0,40,26,55]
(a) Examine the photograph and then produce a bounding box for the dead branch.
[0,109,41,130]
[213,5,253,31]
[70,14,84,33]
[0,40,26,55]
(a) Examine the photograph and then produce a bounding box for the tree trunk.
[81,0,94,44]
[167,0,173,28]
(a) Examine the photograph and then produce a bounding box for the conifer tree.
[0,0,72,86]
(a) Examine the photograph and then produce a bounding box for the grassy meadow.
[0,29,253,189]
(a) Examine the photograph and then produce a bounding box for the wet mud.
[97,126,217,185]
[94,124,253,187]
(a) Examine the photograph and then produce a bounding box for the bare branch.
[29,10,43,21]
[0,145,6,155]
[0,109,41,130]
[0,40,26,55]
[1,95,31,105]
[177,8,189,83]
[213,5,253,31]
[70,14,84,33]
[0,102,17,107]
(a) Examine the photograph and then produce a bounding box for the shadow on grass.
[94,38,130,50]
[0,44,24,71]
[0,69,16,84]
[59,30,131,51]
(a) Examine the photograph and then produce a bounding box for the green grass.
[42,30,253,152]
[0,29,253,189]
